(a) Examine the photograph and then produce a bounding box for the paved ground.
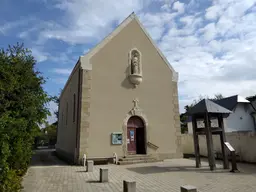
[22,149,256,192]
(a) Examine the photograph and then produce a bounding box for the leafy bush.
[0,168,22,192]
[0,43,51,191]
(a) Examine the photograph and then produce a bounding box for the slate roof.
[187,99,232,115]
[213,95,249,111]
[185,95,251,122]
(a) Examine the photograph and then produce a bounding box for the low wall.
[181,132,256,163]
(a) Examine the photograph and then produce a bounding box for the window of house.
[73,94,76,122]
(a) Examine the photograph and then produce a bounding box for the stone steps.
[118,155,160,165]
[119,155,152,161]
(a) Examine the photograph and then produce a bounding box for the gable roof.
[187,99,232,115]
[80,12,178,82]
[59,12,178,100]
[213,95,249,111]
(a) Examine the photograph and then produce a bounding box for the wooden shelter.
[187,99,232,171]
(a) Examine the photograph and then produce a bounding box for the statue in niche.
[131,50,140,74]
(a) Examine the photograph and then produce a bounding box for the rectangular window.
[66,102,68,125]
[73,94,76,122]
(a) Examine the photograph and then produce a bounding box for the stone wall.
[78,69,92,163]
[56,63,80,164]
[181,132,256,163]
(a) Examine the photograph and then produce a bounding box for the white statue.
[131,51,140,74]
[83,154,87,167]
[113,152,118,164]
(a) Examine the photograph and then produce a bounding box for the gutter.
[250,102,256,112]
[75,66,82,164]
[59,59,80,101]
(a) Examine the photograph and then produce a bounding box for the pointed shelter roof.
[187,99,232,115]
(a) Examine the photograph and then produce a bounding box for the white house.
[187,95,256,134]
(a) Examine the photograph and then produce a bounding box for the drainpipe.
[250,112,256,132]
[250,102,256,112]
[75,67,82,164]
[249,102,256,132]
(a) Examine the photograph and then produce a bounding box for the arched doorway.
[127,116,146,155]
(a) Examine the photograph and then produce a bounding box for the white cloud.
[52,77,68,85]
[199,22,217,41]
[180,15,195,26]
[172,1,185,14]
[52,68,72,75]
[138,12,178,41]
[31,47,49,63]
[43,0,256,113]
[205,4,223,20]
[5,0,256,114]
[158,0,256,112]
[0,17,36,35]
[38,0,151,44]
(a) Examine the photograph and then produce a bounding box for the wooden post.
[204,112,216,171]
[192,115,201,168]
[218,115,229,169]
[86,160,94,172]
[100,168,108,182]
[220,133,229,169]
[230,151,239,172]
[224,142,239,172]
[123,180,136,192]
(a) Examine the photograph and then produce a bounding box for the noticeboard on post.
[224,142,235,152]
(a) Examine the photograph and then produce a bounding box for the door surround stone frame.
[122,99,149,157]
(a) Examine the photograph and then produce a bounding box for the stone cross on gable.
[133,98,139,108]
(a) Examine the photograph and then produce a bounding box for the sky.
[0,0,256,124]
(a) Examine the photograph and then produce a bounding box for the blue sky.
[1,0,256,124]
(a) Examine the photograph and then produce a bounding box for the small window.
[73,94,76,122]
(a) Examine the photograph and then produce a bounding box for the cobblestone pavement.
[22,150,256,192]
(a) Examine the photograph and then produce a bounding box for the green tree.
[246,94,256,102]
[45,122,57,146]
[212,93,224,101]
[0,43,51,191]
[52,89,61,122]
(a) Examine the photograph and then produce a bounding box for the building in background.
[187,95,256,134]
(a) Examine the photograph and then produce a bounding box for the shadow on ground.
[127,164,253,175]
[126,165,229,174]
[30,148,67,167]
[86,180,101,183]
[76,170,87,173]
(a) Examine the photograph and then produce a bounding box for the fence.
[181,132,256,163]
